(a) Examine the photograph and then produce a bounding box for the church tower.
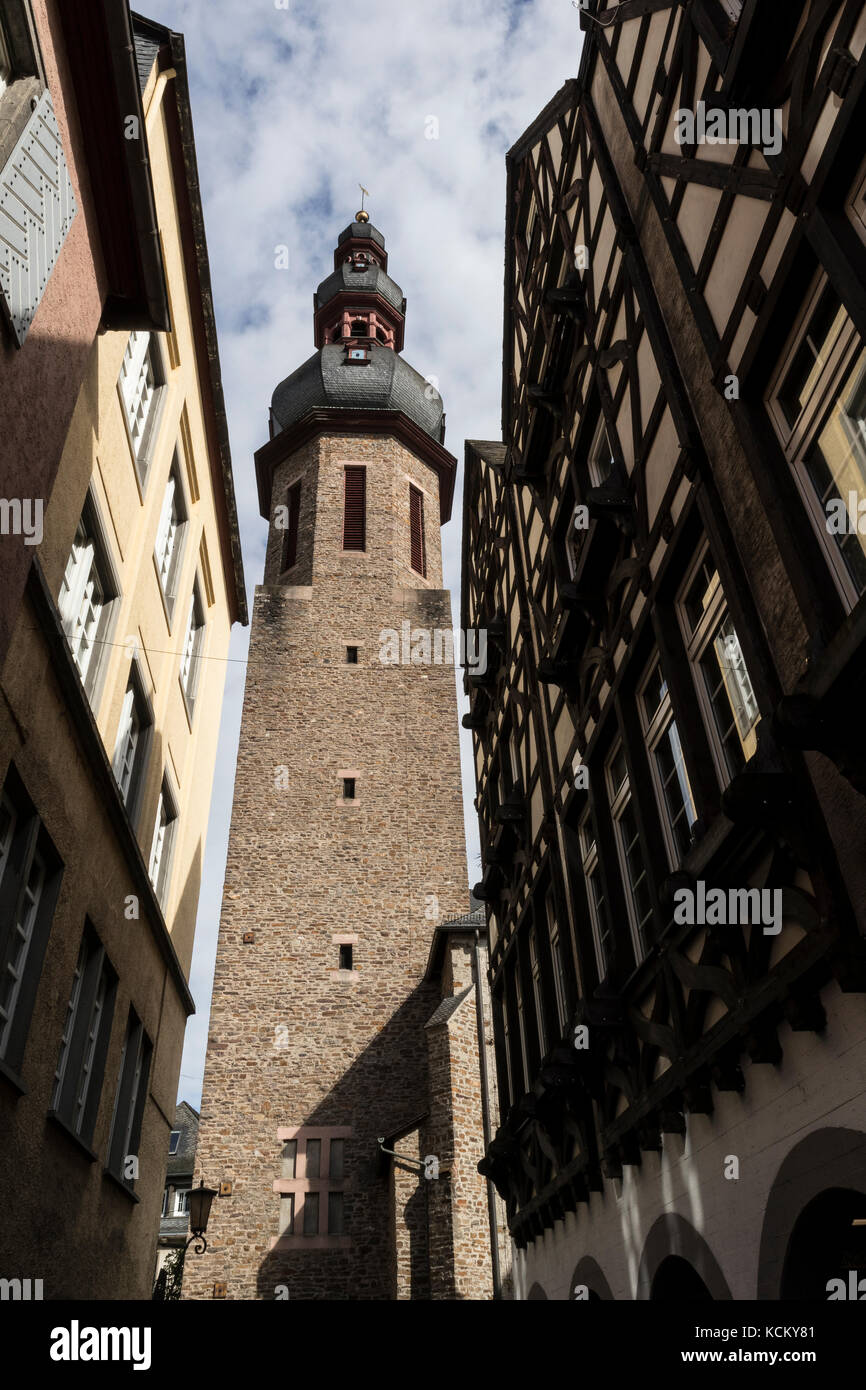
[183,213,475,1300]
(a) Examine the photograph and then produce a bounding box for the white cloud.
[147,0,583,1107]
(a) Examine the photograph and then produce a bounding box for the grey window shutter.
[0,90,77,348]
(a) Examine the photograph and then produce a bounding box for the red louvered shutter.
[282,481,301,570]
[409,485,426,577]
[343,466,366,551]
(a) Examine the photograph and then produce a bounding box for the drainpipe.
[474,928,502,1299]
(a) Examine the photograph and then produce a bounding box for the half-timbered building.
[465,0,866,1300]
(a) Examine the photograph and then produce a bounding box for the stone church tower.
[183,214,492,1300]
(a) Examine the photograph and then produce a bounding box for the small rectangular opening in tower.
[281,480,301,571]
[346,646,358,664]
[343,777,356,800]
[339,943,353,971]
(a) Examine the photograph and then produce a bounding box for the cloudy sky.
[140,0,584,1108]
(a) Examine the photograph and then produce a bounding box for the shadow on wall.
[758,1126,866,1301]
[636,1212,733,1301]
[253,975,440,1301]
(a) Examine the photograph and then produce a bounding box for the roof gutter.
[59,0,169,332]
[100,0,169,330]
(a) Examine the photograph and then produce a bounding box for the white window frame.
[768,272,866,611]
[57,497,119,704]
[606,741,653,965]
[676,545,760,786]
[173,1187,190,1217]
[180,582,205,713]
[168,1130,180,1156]
[112,665,152,822]
[0,793,45,1061]
[0,17,12,99]
[578,807,613,979]
[154,457,188,619]
[638,654,698,868]
[148,775,178,910]
[118,331,166,485]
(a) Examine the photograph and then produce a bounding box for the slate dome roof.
[271,342,444,442]
[315,261,404,313]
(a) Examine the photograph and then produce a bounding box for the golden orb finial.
[355,209,370,223]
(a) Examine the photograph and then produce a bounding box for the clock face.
[349,348,367,360]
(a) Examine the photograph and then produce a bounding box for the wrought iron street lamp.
[184,1179,218,1255]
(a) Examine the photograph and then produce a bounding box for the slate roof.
[271,342,444,441]
[426,984,474,1029]
[337,220,386,250]
[131,16,162,94]
[315,261,404,313]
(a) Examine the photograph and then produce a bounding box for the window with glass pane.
[772,280,866,606]
[545,892,569,1029]
[802,350,866,596]
[0,18,11,97]
[587,413,614,487]
[58,506,117,698]
[514,965,530,1090]
[578,810,614,977]
[119,332,164,476]
[501,997,515,1105]
[168,1130,180,1155]
[305,1138,321,1180]
[148,779,177,908]
[281,1139,297,1178]
[528,930,547,1056]
[113,674,150,812]
[0,773,59,1074]
[607,746,654,961]
[329,1138,344,1180]
[279,1193,295,1235]
[108,1010,151,1181]
[174,1188,190,1216]
[51,929,116,1143]
[640,657,698,864]
[328,1191,344,1236]
[303,1191,319,1235]
[0,842,44,1057]
[155,462,187,611]
[180,588,205,710]
[679,551,760,781]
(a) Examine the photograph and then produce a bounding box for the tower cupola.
[258,214,456,524]
[314,218,406,351]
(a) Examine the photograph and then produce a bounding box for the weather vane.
[357,184,371,222]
